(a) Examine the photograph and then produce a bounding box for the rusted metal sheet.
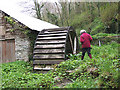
[0,39,16,63]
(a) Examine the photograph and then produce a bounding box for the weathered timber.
[33,27,80,71]
[35,42,65,45]
[33,54,64,58]
[34,46,65,49]
[43,31,67,34]
[35,40,65,43]
[33,60,64,64]
[33,56,64,60]
[33,49,64,53]
[38,33,67,37]
[37,37,66,41]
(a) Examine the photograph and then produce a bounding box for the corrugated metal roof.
[0,0,59,31]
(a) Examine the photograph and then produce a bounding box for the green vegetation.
[91,33,119,45]
[92,33,119,38]
[4,2,119,61]
[1,61,55,88]
[36,2,119,36]
[1,2,119,89]
[71,3,119,35]
[1,42,119,88]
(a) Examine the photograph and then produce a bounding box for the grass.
[1,42,119,88]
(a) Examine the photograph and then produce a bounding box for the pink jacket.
[80,33,93,48]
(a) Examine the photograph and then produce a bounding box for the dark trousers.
[81,47,92,60]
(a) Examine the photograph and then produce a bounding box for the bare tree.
[55,2,63,26]
[33,0,45,20]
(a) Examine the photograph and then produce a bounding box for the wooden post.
[73,36,77,54]
[69,33,74,53]
[99,40,101,47]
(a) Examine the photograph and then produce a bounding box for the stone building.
[0,10,59,63]
[0,11,36,62]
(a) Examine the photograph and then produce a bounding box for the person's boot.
[81,56,84,60]
[89,54,92,59]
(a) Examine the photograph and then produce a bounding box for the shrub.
[70,11,91,29]
[100,3,118,24]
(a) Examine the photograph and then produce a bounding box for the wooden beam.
[33,56,64,60]
[69,33,74,52]
[35,42,65,45]
[38,33,67,37]
[33,60,64,64]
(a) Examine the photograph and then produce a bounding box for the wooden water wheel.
[33,27,80,71]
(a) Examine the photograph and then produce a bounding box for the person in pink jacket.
[80,30,93,60]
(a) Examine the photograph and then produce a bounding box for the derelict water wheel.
[33,27,80,71]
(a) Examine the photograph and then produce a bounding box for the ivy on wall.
[4,15,39,61]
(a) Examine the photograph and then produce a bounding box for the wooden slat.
[38,33,67,37]
[43,31,68,34]
[38,36,66,39]
[33,60,64,64]
[35,40,65,43]
[45,27,68,31]
[34,65,54,71]
[37,36,66,40]
[33,54,64,58]
[37,38,66,41]
[34,52,65,54]
[33,56,64,60]
[35,41,65,45]
[36,44,64,47]
[33,49,64,53]
[35,44,65,49]
[47,30,68,32]
[34,46,65,49]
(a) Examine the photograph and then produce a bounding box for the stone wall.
[15,33,30,61]
[6,28,31,62]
